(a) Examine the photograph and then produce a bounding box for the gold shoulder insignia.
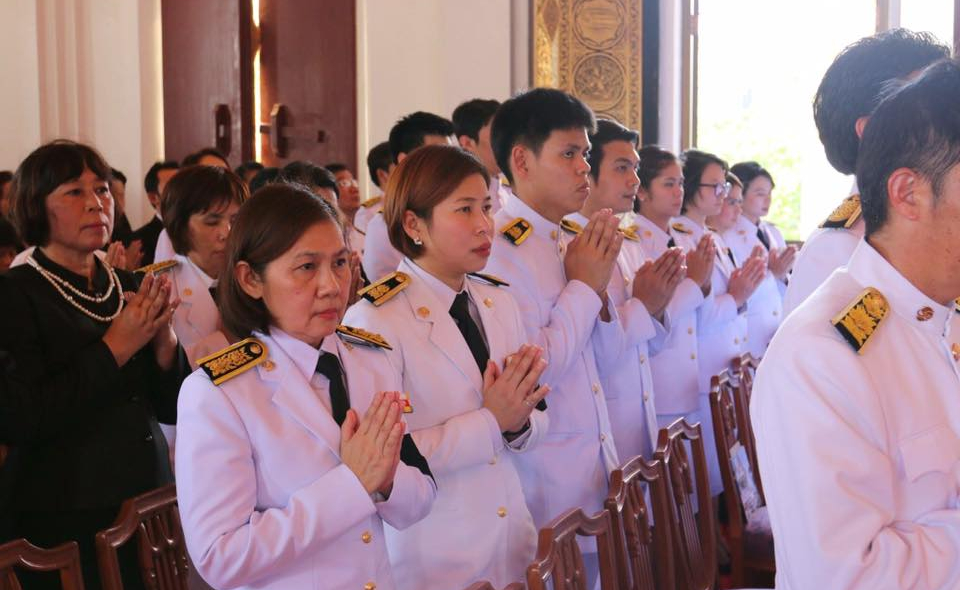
[198,338,268,385]
[499,175,511,187]
[560,218,583,235]
[820,194,862,229]
[468,272,510,287]
[831,287,888,354]
[336,325,392,350]
[361,196,383,209]
[619,226,640,241]
[134,259,178,274]
[954,298,960,314]
[357,271,410,306]
[671,222,692,235]
[499,217,532,246]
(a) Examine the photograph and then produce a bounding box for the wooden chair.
[525,508,618,590]
[605,455,675,590]
[733,353,765,503]
[95,484,189,590]
[0,539,85,590]
[655,419,717,590]
[710,372,775,587]
[463,581,525,590]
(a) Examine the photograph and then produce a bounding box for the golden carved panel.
[533,0,642,132]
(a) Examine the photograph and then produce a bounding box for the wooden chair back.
[733,353,765,503]
[463,582,525,590]
[655,420,717,590]
[605,455,675,590]
[526,508,618,590]
[95,484,189,590]
[0,539,84,590]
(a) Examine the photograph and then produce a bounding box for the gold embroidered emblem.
[560,219,583,234]
[831,287,888,353]
[357,271,410,306]
[134,259,178,274]
[671,222,692,235]
[198,338,268,385]
[499,218,532,246]
[468,272,510,287]
[820,194,862,229]
[360,196,382,209]
[619,226,640,241]
[336,324,392,350]
[954,298,960,314]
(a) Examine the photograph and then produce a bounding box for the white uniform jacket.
[169,254,228,368]
[485,194,621,532]
[344,258,545,589]
[175,329,436,590]
[723,216,785,356]
[568,212,664,460]
[354,196,383,233]
[489,174,514,217]
[752,239,960,590]
[633,215,705,415]
[362,213,404,283]
[782,182,862,315]
[154,228,175,264]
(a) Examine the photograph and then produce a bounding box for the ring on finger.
[522,398,535,407]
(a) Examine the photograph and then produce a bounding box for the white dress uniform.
[782,182,863,315]
[347,222,366,254]
[723,215,785,357]
[168,254,228,368]
[354,196,383,233]
[362,213,404,282]
[175,329,436,590]
[567,212,664,460]
[154,228,175,263]
[632,215,705,424]
[752,238,960,590]
[489,173,514,217]
[344,258,545,590]
[485,195,621,540]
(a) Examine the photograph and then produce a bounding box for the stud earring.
[414,237,423,246]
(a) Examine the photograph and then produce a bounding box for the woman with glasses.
[677,149,766,496]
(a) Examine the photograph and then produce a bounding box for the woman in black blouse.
[0,140,187,589]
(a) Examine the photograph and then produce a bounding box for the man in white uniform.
[753,58,960,590]
[452,98,513,216]
[782,29,948,315]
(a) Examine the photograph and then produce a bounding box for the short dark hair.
[814,28,949,175]
[324,163,349,175]
[144,160,179,194]
[0,216,22,251]
[0,171,13,191]
[587,119,639,182]
[235,161,264,178]
[219,183,343,338]
[12,140,112,247]
[637,145,679,189]
[161,165,249,255]
[109,168,126,185]
[249,167,282,194]
[730,161,774,193]
[491,88,597,185]
[388,111,454,164]
[281,161,339,199]
[366,141,392,188]
[452,99,501,142]
[680,149,728,212]
[857,58,960,236]
[182,147,229,168]
[383,145,489,259]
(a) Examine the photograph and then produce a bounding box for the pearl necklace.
[26,256,125,323]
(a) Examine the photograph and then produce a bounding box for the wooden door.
[258,0,358,171]
[161,0,254,167]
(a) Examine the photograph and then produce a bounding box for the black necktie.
[667,237,676,249]
[756,226,771,250]
[726,248,738,268]
[316,352,350,426]
[449,291,490,374]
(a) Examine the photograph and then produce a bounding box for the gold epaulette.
[198,338,268,385]
[820,195,862,229]
[954,298,960,314]
[499,175,511,187]
[134,259,178,274]
[357,271,410,306]
[619,226,640,241]
[468,272,510,287]
[671,222,692,235]
[499,218,532,246]
[560,219,583,235]
[831,287,888,354]
[336,325,392,350]
[361,196,383,209]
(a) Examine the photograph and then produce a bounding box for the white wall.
[1,0,164,229]
[356,0,528,198]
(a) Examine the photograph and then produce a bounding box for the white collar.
[401,257,466,313]
[264,327,327,383]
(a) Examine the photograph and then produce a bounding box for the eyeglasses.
[336,179,358,188]
[699,182,732,198]
[724,196,743,206]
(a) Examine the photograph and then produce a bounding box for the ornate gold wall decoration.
[533,0,642,132]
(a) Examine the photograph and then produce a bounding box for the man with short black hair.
[753,58,960,589]
[131,160,179,265]
[453,98,512,214]
[354,141,392,234]
[783,28,949,314]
